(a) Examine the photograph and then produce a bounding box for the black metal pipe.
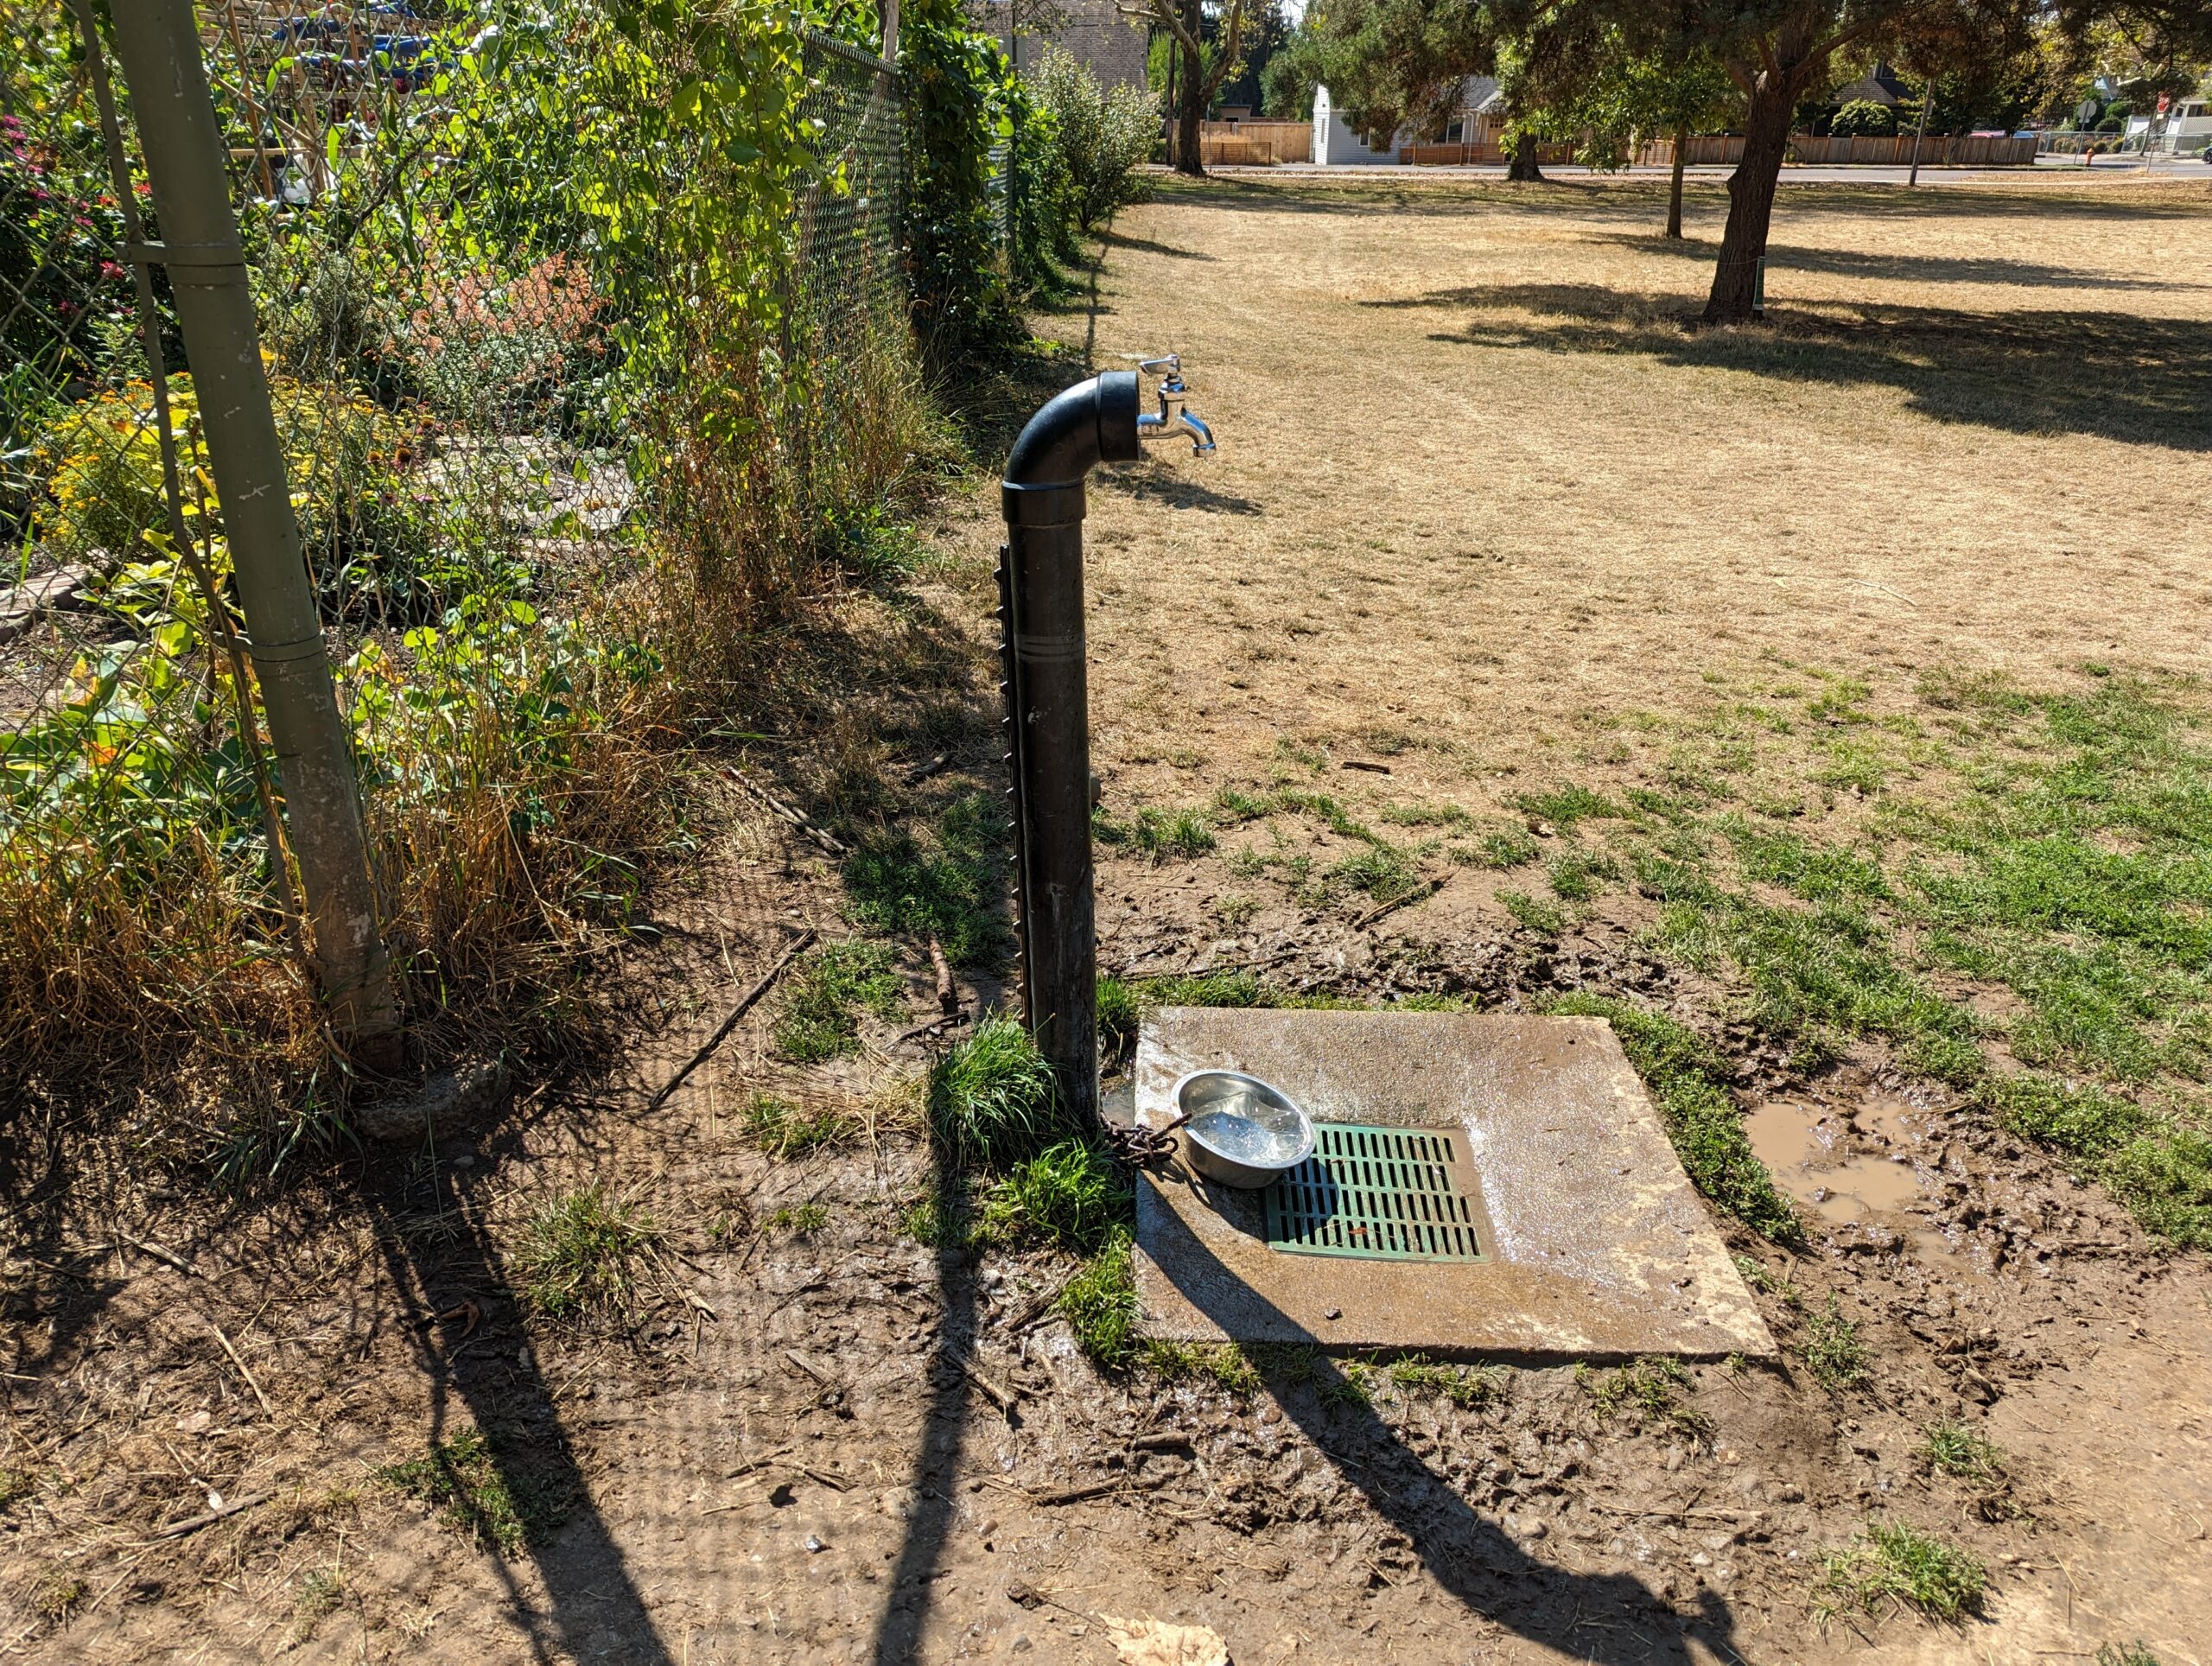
[1000,372,1141,1132]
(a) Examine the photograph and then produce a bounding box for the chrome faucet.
[1135,354,1217,457]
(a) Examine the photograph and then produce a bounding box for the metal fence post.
[106,0,401,1053]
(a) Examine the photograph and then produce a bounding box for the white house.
[1311,83,1395,164]
[1311,76,1507,165]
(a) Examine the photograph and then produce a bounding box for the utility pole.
[107,0,401,1058]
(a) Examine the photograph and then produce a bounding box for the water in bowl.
[1189,1092,1306,1167]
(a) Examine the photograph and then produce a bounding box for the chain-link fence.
[2,2,923,1159]
[798,26,904,342]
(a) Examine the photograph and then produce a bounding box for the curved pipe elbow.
[1003,371,1141,493]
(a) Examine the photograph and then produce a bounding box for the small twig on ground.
[725,765,848,855]
[207,1319,274,1420]
[929,936,960,1019]
[1338,760,1392,774]
[118,1234,200,1279]
[724,1443,797,1479]
[784,1348,836,1385]
[1027,1475,1166,1507]
[1355,880,1441,932]
[646,929,816,1111]
[998,1273,1076,1335]
[956,1352,1021,1415]
[151,1490,271,1541]
[895,1012,971,1046]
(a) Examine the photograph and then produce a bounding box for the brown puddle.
[1745,1090,1979,1271]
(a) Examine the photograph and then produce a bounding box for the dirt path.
[6,173,2211,1664]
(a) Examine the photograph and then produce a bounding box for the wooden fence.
[1639,132,2038,167]
[1194,118,1311,166]
[1398,139,1576,166]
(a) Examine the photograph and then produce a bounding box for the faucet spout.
[1177,410,1216,456]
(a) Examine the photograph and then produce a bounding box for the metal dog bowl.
[1170,1070,1314,1190]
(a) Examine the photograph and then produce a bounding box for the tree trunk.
[1174,0,1205,177]
[1505,130,1543,181]
[1666,122,1688,238]
[1703,75,1792,322]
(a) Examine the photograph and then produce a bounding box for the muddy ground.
[5,171,2211,1664]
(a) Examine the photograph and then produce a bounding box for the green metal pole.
[106,0,401,1055]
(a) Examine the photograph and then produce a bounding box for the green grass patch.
[1058,1229,1139,1369]
[1145,1339,1262,1393]
[773,942,903,1063]
[1094,804,1217,863]
[1325,839,1422,905]
[1817,1519,1986,1625]
[1546,995,1802,1244]
[1976,1075,2212,1250]
[844,791,1003,965]
[1499,888,1565,935]
[763,1200,829,1236]
[1545,846,1615,902]
[1652,890,1981,1078]
[1097,970,1268,1059]
[1802,1294,1870,1391]
[928,1015,1068,1169]
[514,1186,661,1317]
[737,1093,856,1160]
[977,1139,1130,1254]
[1270,788,1380,843]
[1575,1357,1705,1435]
[1385,1354,1505,1408]
[1732,1252,1803,1307]
[1380,800,1472,828]
[1463,824,1540,868]
[1920,1419,2005,1485]
[1512,785,1624,830]
[377,1428,569,1557]
[2094,1644,2164,1666]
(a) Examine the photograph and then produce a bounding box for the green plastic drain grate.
[1262,1122,1484,1262]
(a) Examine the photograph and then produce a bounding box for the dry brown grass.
[995,172,2212,810]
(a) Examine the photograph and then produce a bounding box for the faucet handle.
[1136,354,1183,385]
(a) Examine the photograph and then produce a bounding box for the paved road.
[1222,156,2210,186]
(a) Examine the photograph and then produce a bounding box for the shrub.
[1830,99,1899,138]
[927,1014,1068,1167]
[1033,46,1158,232]
[41,375,446,620]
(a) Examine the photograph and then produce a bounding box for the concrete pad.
[1131,1008,1775,1361]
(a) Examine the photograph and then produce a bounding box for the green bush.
[41,375,444,620]
[1830,99,1898,138]
[1033,46,1158,232]
[903,0,1017,345]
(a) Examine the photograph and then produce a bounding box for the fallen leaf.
[1099,1614,1231,1666]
